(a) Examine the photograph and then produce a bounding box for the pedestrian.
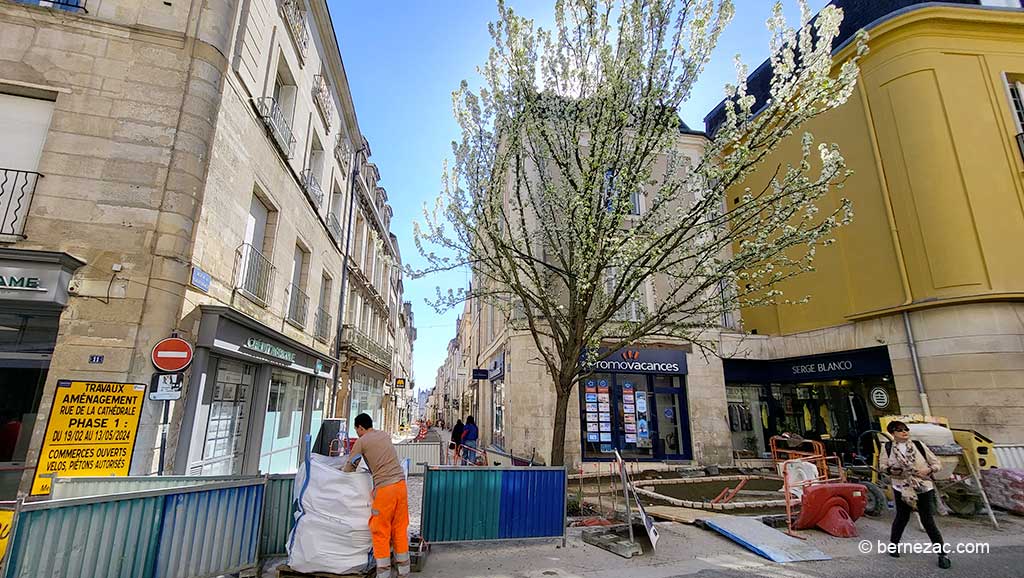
[343,413,410,577]
[449,418,464,463]
[878,420,950,569]
[461,415,479,465]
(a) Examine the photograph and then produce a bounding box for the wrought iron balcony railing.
[286,282,310,329]
[341,324,393,368]
[312,74,334,129]
[300,168,324,209]
[235,243,275,306]
[14,0,87,12]
[327,211,343,244]
[334,134,351,169]
[314,306,332,344]
[280,0,309,61]
[1016,132,1023,164]
[0,168,42,237]
[255,97,295,158]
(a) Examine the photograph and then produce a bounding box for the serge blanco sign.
[792,360,854,375]
[587,348,687,375]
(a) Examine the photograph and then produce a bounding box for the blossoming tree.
[413,0,866,465]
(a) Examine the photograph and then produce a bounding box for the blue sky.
[328,0,829,393]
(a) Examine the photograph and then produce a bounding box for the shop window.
[201,359,256,476]
[260,369,308,474]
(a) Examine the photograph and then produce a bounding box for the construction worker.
[343,413,410,577]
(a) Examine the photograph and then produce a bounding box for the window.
[0,90,55,237]
[1008,77,1024,163]
[286,244,310,328]
[239,193,276,305]
[1008,78,1024,130]
[602,169,640,215]
[606,270,642,322]
[303,135,325,208]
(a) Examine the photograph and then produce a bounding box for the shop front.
[176,306,335,476]
[489,351,505,449]
[722,346,898,461]
[579,348,692,461]
[0,249,84,498]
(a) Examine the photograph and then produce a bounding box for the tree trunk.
[550,386,572,466]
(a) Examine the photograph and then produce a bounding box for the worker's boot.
[938,553,951,569]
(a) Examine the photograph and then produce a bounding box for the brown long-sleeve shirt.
[343,429,405,489]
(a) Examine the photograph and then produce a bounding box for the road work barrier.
[420,466,566,544]
[2,478,264,578]
[395,440,443,475]
[2,475,300,576]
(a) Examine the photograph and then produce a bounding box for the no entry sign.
[151,337,193,372]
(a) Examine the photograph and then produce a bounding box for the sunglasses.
[892,427,909,433]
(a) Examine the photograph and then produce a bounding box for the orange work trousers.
[370,480,410,575]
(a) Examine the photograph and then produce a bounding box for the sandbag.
[287,452,374,574]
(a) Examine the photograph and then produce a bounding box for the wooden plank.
[276,564,369,578]
[646,505,727,524]
[703,515,830,563]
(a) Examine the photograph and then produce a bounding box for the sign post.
[32,380,146,495]
[150,337,192,476]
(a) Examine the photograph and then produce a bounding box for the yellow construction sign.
[31,380,146,496]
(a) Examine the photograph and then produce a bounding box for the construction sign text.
[31,380,146,495]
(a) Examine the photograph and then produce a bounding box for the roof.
[702,0,986,137]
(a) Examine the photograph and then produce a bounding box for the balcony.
[341,324,393,369]
[280,0,309,62]
[255,97,295,158]
[1017,133,1023,164]
[14,0,87,12]
[0,168,42,237]
[286,283,310,329]
[312,74,334,130]
[300,168,324,209]
[327,211,343,244]
[334,135,351,170]
[235,243,275,306]
[314,307,332,344]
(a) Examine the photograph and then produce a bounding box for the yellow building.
[707,1,1024,450]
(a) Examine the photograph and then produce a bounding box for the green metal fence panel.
[4,495,163,578]
[421,467,565,543]
[260,474,295,557]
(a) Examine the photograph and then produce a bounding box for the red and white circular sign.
[151,337,194,372]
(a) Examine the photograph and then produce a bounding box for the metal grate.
[286,283,310,328]
[280,0,309,61]
[312,74,334,129]
[327,211,343,243]
[255,97,295,158]
[300,168,324,208]
[236,243,275,306]
[0,168,42,237]
[314,306,332,343]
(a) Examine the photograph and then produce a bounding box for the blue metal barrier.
[260,474,296,557]
[2,479,264,578]
[421,466,566,544]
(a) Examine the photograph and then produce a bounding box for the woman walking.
[879,420,950,569]
[461,416,479,465]
[449,419,464,464]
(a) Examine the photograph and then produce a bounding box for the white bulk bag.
[293,453,372,514]
[287,452,374,575]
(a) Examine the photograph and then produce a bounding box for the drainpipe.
[332,144,366,436]
[902,311,931,417]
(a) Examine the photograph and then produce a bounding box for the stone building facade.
[708,1,1024,455]
[0,0,405,496]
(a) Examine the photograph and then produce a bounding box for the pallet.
[276,564,373,578]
